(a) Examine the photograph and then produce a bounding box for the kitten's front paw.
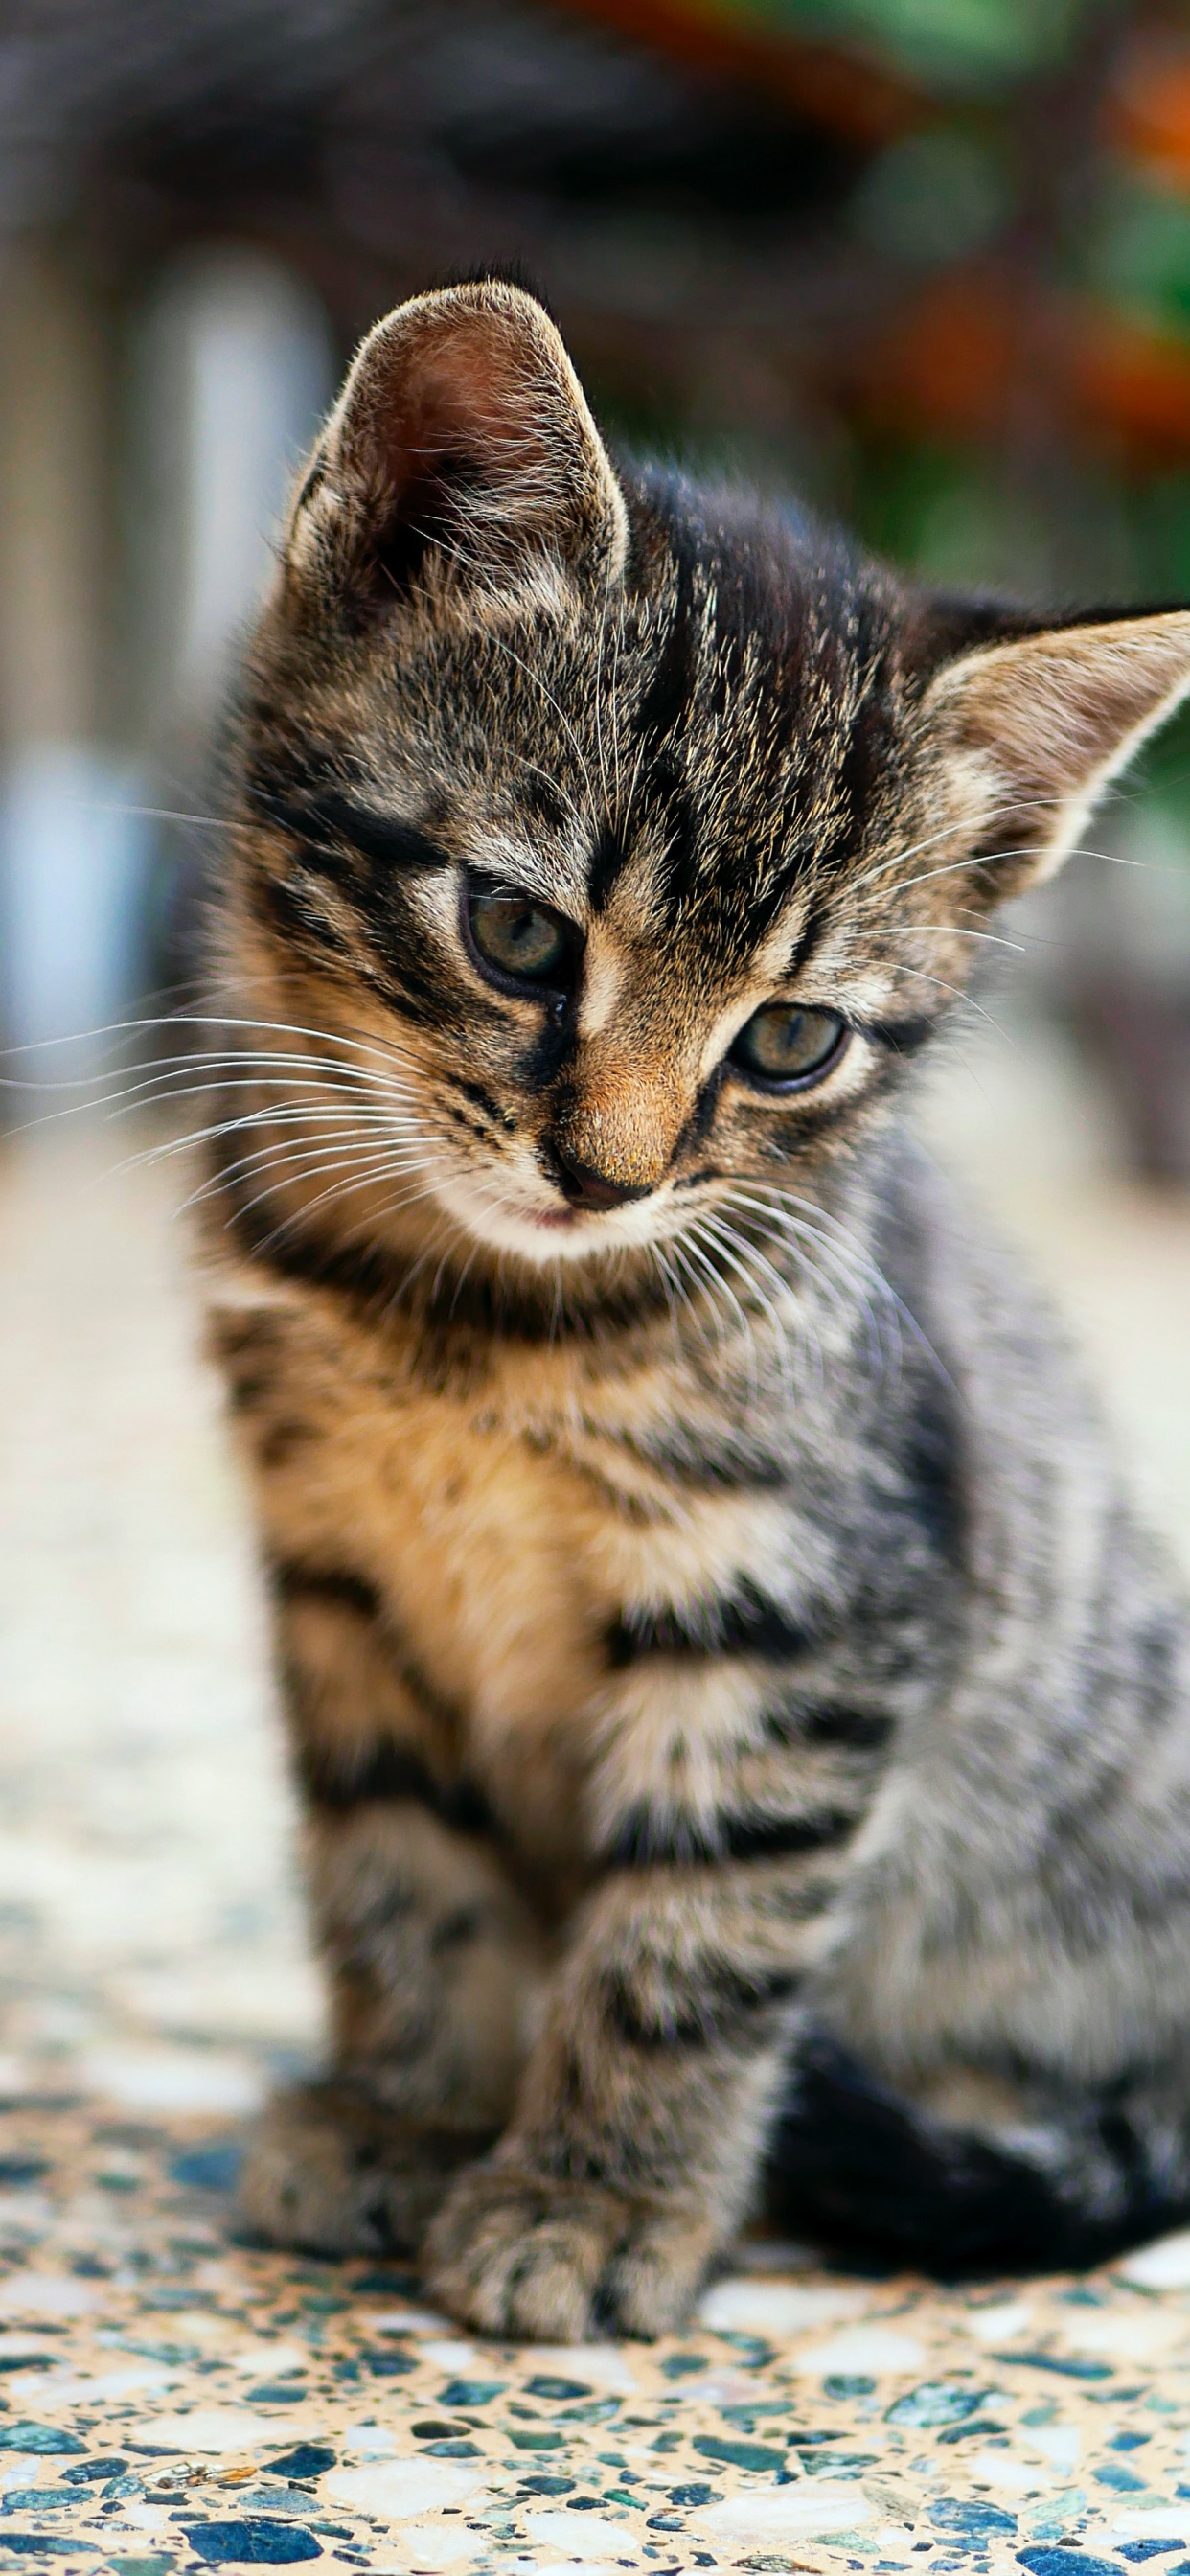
[424,2161,715,2340]
[239,2082,489,2258]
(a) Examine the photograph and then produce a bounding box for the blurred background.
[3,0,1190,1143]
[1,0,1190,2109]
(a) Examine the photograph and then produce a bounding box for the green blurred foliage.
[729,0,1088,85]
[850,127,1011,265]
[1087,177,1190,340]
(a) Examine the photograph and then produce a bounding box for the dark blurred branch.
[548,0,922,145]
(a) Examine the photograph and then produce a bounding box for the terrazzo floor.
[3,1021,1190,2576]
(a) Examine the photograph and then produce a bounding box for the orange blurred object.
[1073,307,1190,461]
[852,269,1023,443]
[848,268,1190,467]
[1111,34,1190,192]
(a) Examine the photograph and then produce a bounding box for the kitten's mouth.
[432,1171,669,1265]
[507,1202,612,1240]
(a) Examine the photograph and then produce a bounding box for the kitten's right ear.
[912,603,1190,896]
[286,282,628,618]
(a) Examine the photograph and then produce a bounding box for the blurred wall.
[0,244,148,1070]
[0,238,333,1072]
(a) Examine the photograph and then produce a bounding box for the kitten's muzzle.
[552,1143,654,1212]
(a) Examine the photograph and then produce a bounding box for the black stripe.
[257,1417,314,1468]
[606,1583,812,1668]
[606,1962,799,2051]
[903,1363,964,1569]
[596,518,698,918]
[273,1559,469,1755]
[863,1014,939,1060]
[246,771,468,1027]
[722,1808,855,1860]
[586,824,629,912]
[354,914,466,1027]
[784,893,830,980]
[767,1090,875,1148]
[225,1368,274,1417]
[606,1804,856,1868]
[251,782,452,881]
[251,866,352,956]
[447,1076,507,1127]
[625,1435,790,1494]
[872,1168,965,1569]
[272,1561,382,1622]
[771,1705,895,1753]
[633,537,698,760]
[1130,1601,1184,1731]
[649,777,700,917]
[298,1734,493,1835]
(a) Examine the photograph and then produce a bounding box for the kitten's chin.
[432,1177,666,1269]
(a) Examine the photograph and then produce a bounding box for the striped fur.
[204,281,1190,2332]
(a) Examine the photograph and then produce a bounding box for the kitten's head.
[226,279,1190,1276]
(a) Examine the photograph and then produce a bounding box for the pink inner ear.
[317,285,627,600]
[373,322,550,513]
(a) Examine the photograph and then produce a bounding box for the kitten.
[205,278,1190,2335]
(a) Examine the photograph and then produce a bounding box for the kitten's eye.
[730,1003,847,1089]
[467,886,578,991]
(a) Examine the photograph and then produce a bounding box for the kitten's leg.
[240,1574,550,2257]
[425,1862,825,2338]
[240,2080,485,2263]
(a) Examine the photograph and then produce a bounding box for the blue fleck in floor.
[3,2129,1190,2573]
[2,1046,1190,2576]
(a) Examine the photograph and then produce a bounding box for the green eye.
[730,1003,846,1089]
[467,886,577,989]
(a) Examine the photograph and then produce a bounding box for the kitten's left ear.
[288,280,628,614]
[919,608,1190,891]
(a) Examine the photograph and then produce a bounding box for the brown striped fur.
[204,281,1190,2330]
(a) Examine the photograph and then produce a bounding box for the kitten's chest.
[261,1325,650,1858]
[378,1390,606,1849]
[229,1279,803,1871]
[373,1395,802,1871]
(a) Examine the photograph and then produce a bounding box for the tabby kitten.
[207,278,1190,2336]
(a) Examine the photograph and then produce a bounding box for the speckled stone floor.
[3,1021,1190,2576]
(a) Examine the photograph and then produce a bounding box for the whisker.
[179,1139,442,1218]
[116,1095,425,1177]
[867,923,1027,955]
[726,1188,898,1378]
[752,1223,870,1376]
[646,1238,685,1351]
[1,1008,421,1079]
[108,1056,422,1115]
[235,1150,446,1246]
[678,1227,755,1383]
[850,791,1071,901]
[62,800,240,831]
[606,590,626,831]
[872,961,1018,1046]
[696,1210,798,1404]
[178,1117,440,1191]
[663,1231,722,1360]
[738,1184,955,1393]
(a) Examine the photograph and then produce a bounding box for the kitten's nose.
[553,1144,652,1211]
